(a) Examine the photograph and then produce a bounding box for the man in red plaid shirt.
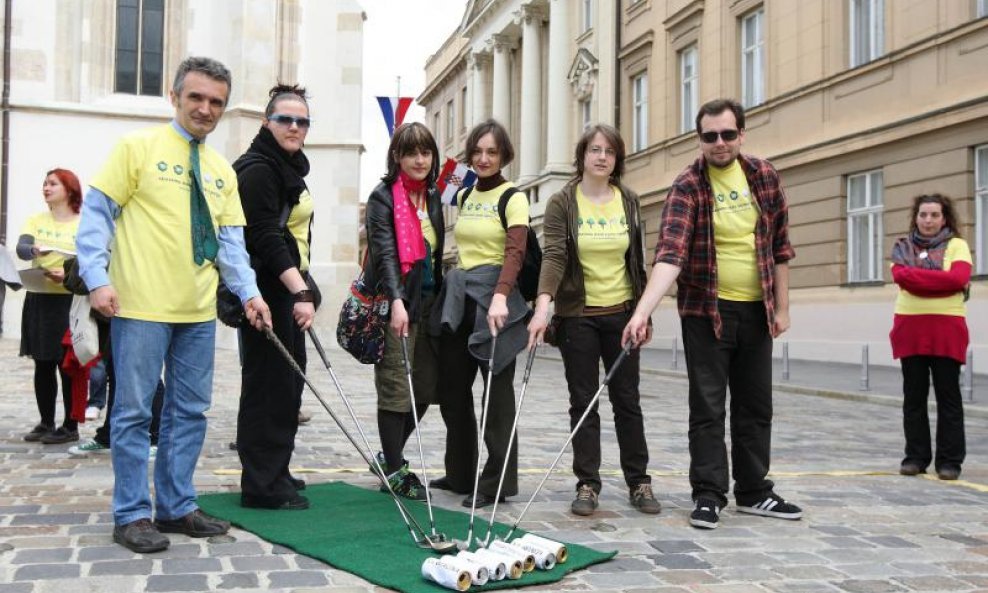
[623,98,801,530]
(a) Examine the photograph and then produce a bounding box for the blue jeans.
[110,317,215,525]
[88,359,108,409]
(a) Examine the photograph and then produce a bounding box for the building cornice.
[418,45,472,105]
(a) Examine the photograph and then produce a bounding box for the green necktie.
[189,139,219,265]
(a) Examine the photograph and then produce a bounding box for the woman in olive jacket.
[527,124,660,517]
[364,122,445,500]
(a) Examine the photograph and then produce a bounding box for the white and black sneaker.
[736,493,802,520]
[689,497,721,529]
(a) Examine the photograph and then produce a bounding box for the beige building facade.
[422,0,987,367]
[1,0,365,341]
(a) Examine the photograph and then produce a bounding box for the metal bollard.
[859,344,870,391]
[962,347,974,402]
[671,337,678,370]
[782,342,790,381]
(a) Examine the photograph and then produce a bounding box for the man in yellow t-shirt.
[76,57,271,555]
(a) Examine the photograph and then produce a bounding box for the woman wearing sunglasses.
[233,83,315,510]
[364,122,445,500]
[526,125,659,516]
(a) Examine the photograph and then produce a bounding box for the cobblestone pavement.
[1,332,987,593]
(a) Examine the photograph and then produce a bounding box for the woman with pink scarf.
[364,123,445,500]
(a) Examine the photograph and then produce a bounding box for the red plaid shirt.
[654,154,795,337]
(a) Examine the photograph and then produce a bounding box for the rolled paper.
[450,553,489,586]
[458,550,503,582]
[474,547,523,580]
[517,533,568,563]
[421,557,471,591]
[509,539,556,570]
[489,539,536,572]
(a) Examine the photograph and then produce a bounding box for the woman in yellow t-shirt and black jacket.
[429,119,531,509]
[234,84,315,511]
[527,125,660,516]
[889,193,970,482]
[364,122,445,501]
[18,168,82,444]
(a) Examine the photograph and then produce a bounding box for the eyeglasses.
[588,146,616,157]
[699,129,739,143]
[268,114,312,128]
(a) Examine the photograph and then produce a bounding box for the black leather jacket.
[364,181,445,321]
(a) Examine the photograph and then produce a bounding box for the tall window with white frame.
[446,99,455,142]
[741,9,764,108]
[433,111,440,142]
[847,170,884,282]
[582,0,593,33]
[580,98,592,131]
[115,0,165,95]
[679,45,699,134]
[631,73,648,152]
[850,0,884,68]
[460,87,468,131]
[976,144,988,274]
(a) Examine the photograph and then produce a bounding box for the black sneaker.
[23,423,55,442]
[629,483,661,514]
[570,484,598,516]
[690,498,721,529]
[113,518,170,553]
[937,467,960,481]
[899,461,925,476]
[736,493,803,520]
[40,427,80,444]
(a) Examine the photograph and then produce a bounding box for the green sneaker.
[380,466,426,501]
[68,439,110,457]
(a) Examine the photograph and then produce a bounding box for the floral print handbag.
[336,270,390,364]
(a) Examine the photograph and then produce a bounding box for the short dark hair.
[695,98,745,134]
[463,119,514,168]
[45,168,82,214]
[264,83,309,118]
[172,56,232,101]
[572,124,626,184]
[909,193,962,238]
[382,122,441,185]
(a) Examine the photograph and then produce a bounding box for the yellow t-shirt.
[288,189,314,272]
[576,186,633,306]
[20,211,79,294]
[894,237,971,316]
[421,210,437,254]
[90,124,246,322]
[454,182,529,270]
[710,160,761,301]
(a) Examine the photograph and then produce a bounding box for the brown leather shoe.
[113,518,170,553]
[937,467,961,481]
[154,510,229,538]
[899,462,925,476]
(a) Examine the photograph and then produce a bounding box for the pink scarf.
[392,171,427,276]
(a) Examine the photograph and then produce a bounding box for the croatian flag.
[437,158,477,206]
[376,96,414,137]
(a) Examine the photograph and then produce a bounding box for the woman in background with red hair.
[17,168,83,444]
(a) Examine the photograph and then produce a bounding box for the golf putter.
[399,334,443,541]
[456,333,497,551]
[502,343,633,542]
[479,343,538,546]
[265,326,455,553]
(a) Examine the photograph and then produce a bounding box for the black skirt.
[20,292,72,362]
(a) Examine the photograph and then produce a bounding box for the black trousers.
[237,289,304,505]
[557,311,649,493]
[437,298,518,497]
[900,355,965,472]
[682,300,774,507]
[94,321,162,447]
[34,360,75,430]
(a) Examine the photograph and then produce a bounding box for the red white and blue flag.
[437,158,477,206]
[376,96,414,137]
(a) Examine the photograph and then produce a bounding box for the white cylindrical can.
[489,539,536,572]
[509,539,556,570]
[421,557,471,591]
[458,550,503,581]
[450,553,489,586]
[517,533,568,563]
[474,547,523,580]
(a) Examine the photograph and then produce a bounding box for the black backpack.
[460,186,542,302]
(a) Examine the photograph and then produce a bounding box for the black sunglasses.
[268,114,312,128]
[699,129,739,143]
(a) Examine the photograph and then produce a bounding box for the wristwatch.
[293,289,315,303]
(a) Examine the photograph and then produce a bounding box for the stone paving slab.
[1,334,987,592]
